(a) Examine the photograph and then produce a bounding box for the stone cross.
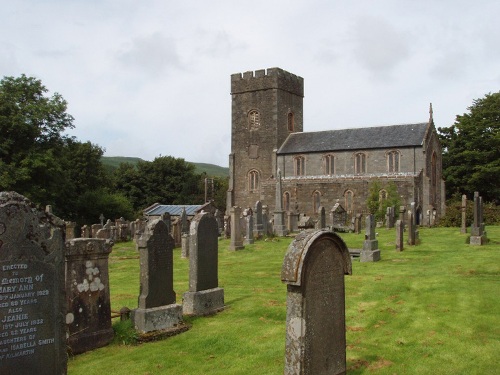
[0,192,67,374]
[183,212,224,316]
[133,219,182,333]
[360,214,380,262]
[229,206,244,250]
[281,230,352,375]
[65,238,114,354]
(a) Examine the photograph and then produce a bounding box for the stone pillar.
[470,191,486,245]
[407,211,415,246]
[183,213,224,316]
[229,206,244,251]
[254,201,264,238]
[181,233,190,258]
[0,192,67,374]
[262,205,270,236]
[395,219,404,251]
[273,170,288,236]
[244,211,255,245]
[281,230,352,375]
[360,214,380,262]
[65,238,114,354]
[132,219,183,333]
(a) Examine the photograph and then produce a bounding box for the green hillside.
[101,156,228,177]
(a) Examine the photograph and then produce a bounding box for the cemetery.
[1,192,498,374]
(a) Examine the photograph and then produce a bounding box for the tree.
[0,74,74,205]
[366,180,401,221]
[438,92,500,202]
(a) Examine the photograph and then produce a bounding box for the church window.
[387,151,400,173]
[312,191,321,213]
[248,110,260,130]
[287,112,294,132]
[344,190,354,212]
[294,156,305,176]
[248,170,260,192]
[324,154,335,175]
[284,191,291,211]
[355,153,366,174]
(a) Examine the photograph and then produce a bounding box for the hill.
[101,156,228,177]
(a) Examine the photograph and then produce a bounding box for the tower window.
[294,156,305,176]
[248,110,260,130]
[355,153,366,174]
[248,170,260,192]
[324,154,335,175]
[283,191,291,211]
[387,151,400,173]
[287,112,294,132]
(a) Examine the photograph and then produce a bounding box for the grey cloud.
[117,32,182,76]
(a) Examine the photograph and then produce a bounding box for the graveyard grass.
[68,226,500,374]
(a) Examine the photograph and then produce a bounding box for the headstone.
[281,230,352,375]
[262,205,270,236]
[223,215,230,239]
[385,206,395,229]
[354,213,362,234]
[65,238,114,354]
[81,225,91,238]
[65,221,76,240]
[244,210,255,245]
[181,233,189,258]
[318,206,326,229]
[91,224,102,238]
[360,214,380,262]
[229,207,244,251]
[254,201,264,238]
[0,192,67,374]
[132,219,182,333]
[273,170,288,236]
[470,191,486,245]
[407,211,415,245]
[460,195,467,234]
[183,213,224,316]
[399,206,406,225]
[330,200,347,230]
[395,219,404,251]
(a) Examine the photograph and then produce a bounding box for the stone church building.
[226,67,445,225]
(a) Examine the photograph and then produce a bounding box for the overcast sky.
[2,0,499,167]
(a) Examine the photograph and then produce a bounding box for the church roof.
[277,122,429,154]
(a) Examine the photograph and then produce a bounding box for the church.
[226,67,445,225]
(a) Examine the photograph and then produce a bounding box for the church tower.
[227,68,304,213]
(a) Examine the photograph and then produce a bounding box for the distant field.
[101,156,228,177]
[68,226,500,374]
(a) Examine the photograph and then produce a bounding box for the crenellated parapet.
[231,67,304,96]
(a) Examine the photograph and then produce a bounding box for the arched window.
[283,191,291,211]
[387,151,400,173]
[287,112,294,132]
[294,156,305,176]
[324,154,335,175]
[312,191,321,213]
[248,110,260,130]
[355,153,366,174]
[344,190,354,212]
[248,170,260,192]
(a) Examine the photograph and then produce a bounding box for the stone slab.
[182,287,225,316]
[132,304,183,333]
[360,250,381,262]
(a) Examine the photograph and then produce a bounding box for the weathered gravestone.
[183,213,224,316]
[354,213,362,234]
[244,209,254,245]
[229,206,244,251]
[65,221,76,240]
[262,205,270,236]
[385,206,395,229]
[407,210,416,246]
[395,219,404,251]
[65,238,114,354]
[0,192,67,375]
[132,219,182,333]
[360,214,381,262]
[274,170,288,236]
[470,191,486,245]
[460,194,467,234]
[281,230,352,375]
[254,201,264,238]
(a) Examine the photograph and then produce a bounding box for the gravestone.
[460,195,467,234]
[65,238,114,354]
[318,206,326,229]
[274,170,288,236]
[0,192,67,375]
[281,230,352,375]
[470,191,486,245]
[132,219,182,333]
[229,206,244,251]
[395,219,404,251]
[354,214,362,234]
[223,215,230,239]
[262,205,270,236]
[360,214,380,262]
[183,213,224,316]
[330,201,347,230]
[181,233,189,258]
[399,206,406,225]
[407,211,415,245]
[244,210,255,245]
[385,207,395,229]
[81,225,90,238]
[91,224,102,238]
[254,201,264,238]
[65,221,76,240]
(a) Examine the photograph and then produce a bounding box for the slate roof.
[144,204,206,216]
[277,123,429,154]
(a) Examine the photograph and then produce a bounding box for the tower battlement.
[231,67,304,97]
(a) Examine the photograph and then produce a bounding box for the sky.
[2,0,499,167]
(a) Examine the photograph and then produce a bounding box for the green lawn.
[68,226,500,374]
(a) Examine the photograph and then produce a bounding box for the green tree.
[0,74,74,205]
[438,92,500,202]
[366,180,401,221]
